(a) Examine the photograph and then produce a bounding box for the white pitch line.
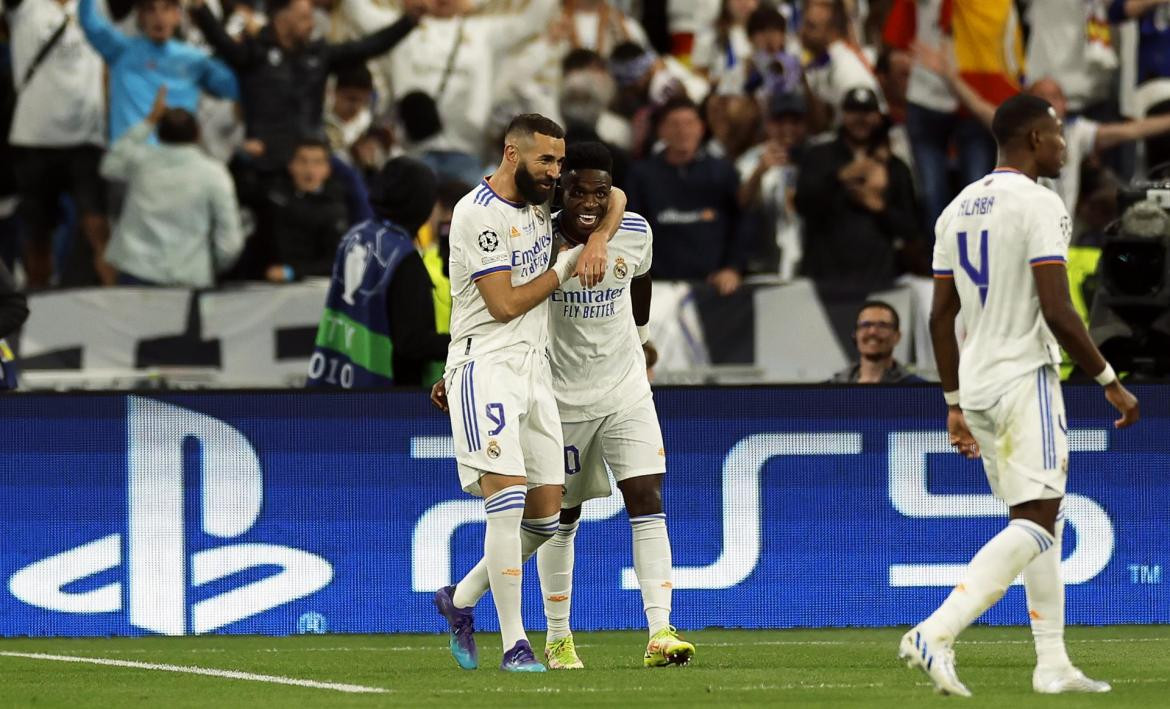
[0,651,389,694]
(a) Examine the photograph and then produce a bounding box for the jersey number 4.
[957,230,990,305]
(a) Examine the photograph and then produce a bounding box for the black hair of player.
[991,93,1055,149]
[563,141,614,178]
[746,6,786,37]
[856,300,900,331]
[562,48,606,75]
[504,113,565,142]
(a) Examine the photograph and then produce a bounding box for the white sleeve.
[931,212,952,276]
[451,206,510,280]
[634,221,653,278]
[1025,194,1072,266]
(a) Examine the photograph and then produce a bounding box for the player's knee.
[620,477,663,517]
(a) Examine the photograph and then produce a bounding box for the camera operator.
[795,87,925,290]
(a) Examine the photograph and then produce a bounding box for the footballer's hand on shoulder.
[946,408,980,459]
[1105,381,1139,429]
[430,378,448,412]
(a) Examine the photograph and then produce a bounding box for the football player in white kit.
[535,142,695,670]
[429,115,629,672]
[899,94,1140,696]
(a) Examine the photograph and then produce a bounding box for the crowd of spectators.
[2,0,1170,311]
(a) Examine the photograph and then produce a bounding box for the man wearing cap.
[736,91,808,279]
[795,85,925,290]
[308,157,450,388]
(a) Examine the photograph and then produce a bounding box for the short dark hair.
[156,108,199,144]
[856,300,900,330]
[746,6,786,37]
[610,41,648,64]
[504,113,565,142]
[397,91,442,143]
[437,179,472,212]
[991,93,1055,149]
[335,64,374,92]
[655,96,702,128]
[562,48,606,74]
[563,141,613,177]
[292,136,330,157]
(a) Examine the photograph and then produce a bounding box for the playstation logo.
[8,397,333,635]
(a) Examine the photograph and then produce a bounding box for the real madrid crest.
[487,439,502,460]
[478,229,499,252]
[614,257,628,279]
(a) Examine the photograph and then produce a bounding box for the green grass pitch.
[2,626,1166,707]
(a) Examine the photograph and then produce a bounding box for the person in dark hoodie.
[307,157,449,388]
[0,261,30,390]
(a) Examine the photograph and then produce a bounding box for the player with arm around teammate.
[429,115,629,672]
[537,142,694,670]
[899,94,1139,697]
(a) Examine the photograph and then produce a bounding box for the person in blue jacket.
[308,157,450,389]
[78,0,239,143]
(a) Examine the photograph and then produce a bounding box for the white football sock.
[922,519,1054,644]
[461,486,527,650]
[537,519,579,643]
[452,509,557,609]
[1024,510,1071,670]
[630,513,672,637]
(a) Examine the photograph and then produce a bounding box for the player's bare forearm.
[1033,263,1108,377]
[631,274,651,326]
[475,270,561,323]
[929,276,962,396]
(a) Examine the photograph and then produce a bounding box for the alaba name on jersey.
[933,169,1071,411]
[548,211,653,422]
[446,180,554,370]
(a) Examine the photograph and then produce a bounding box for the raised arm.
[1094,113,1170,151]
[197,54,241,102]
[78,0,132,62]
[100,88,169,181]
[475,247,583,322]
[189,0,252,69]
[326,1,423,69]
[912,41,995,128]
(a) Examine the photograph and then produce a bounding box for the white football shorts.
[965,364,1068,507]
[560,394,667,509]
[446,347,564,496]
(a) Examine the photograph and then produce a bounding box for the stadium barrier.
[1,385,1166,637]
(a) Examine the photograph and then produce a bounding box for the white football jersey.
[548,212,653,422]
[933,169,1071,411]
[446,180,555,370]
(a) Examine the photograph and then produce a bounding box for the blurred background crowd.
[2,0,1170,385]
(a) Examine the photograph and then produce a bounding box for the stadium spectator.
[557,0,652,56]
[690,0,758,93]
[884,0,994,227]
[626,97,748,295]
[250,137,351,283]
[189,0,423,173]
[1026,0,1115,118]
[0,260,29,390]
[736,90,808,279]
[78,0,239,144]
[1109,0,1170,171]
[308,156,449,388]
[559,48,633,154]
[799,0,879,133]
[99,89,243,287]
[324,63,374,158]
[338,0,556,172]
[741,5,802,102]
[829,300,923,383]
[6,0,112,287]
[795,86,925,289]
[916,45,1170,216]
[609,41,710,156]
[705,93,762,162]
